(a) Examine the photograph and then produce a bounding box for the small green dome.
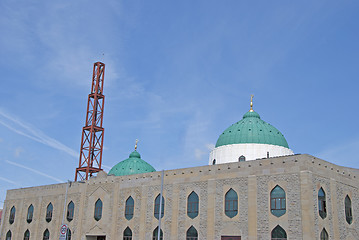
[108,150,156,176]
[215,110,290,148]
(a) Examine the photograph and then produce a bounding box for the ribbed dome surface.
[215,111,289,148]
[108,150,156,176]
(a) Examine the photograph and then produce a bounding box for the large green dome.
[215,110,290,148]
[108,150,156,176]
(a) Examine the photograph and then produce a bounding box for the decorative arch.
[186,226,198,240]
[320,228,328,240]
[187,191,199,219]
[318,187,327,219]
[94,198,103,221]
[270,185,286,217]
[152,227,163,240]
[6,230,12,240]
[239,155,246,162]
[224,188,238,218]
[125,196,134,220]
[43,229,50,240]
[67,201,74,222]
[345,195,353,224]
[123,227,132,240]
[271,225,287,239]
[46,203,53,222]
[24,229,30,240]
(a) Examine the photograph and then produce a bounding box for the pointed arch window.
[125,196,134,220]
[152,227,163,240]
[94,198,103,221]
[23,230,30,240]
[6,230,11,240]
[318,187,327,219]
[27,205,34,223]
[212,159,216,165]
[67,201,74,222]
[154,194,165,219]
[271,225,287,240]
[320,228,328,240]
[187,191,199,219]
[67,228,72,240]
[43,229,50,240]
[46,203,53,222]
[123,227,132,240]
[9,206,15,224]
[224,188,238,218]
[186,226,198,240]
[345,195,353,224]
[239,155,246,162]
[270,185,286,217]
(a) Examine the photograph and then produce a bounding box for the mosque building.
[0,99,358,240]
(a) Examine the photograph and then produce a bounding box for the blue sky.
[1,0,359,206]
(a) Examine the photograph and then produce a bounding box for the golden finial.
[135,139,138,151]
[250,95,254,112]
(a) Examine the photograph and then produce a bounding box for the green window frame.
[125,196,134,220]
[187,191,199,219]
[270,185,286,217]
[9,206,15,224]
[154,194,164,219]
[271,225,287,240]
[186,226,198,240]
[224,188,238,218]
[318,188,327,219]
[94,199,103,221]
[123,227,132,240]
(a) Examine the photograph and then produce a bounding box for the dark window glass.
[270,185,286,217]
[239,155,246,162]
[320,228,328,240]
[224,188,238,218]
[212,159,216,165]
[187,191,199,219]
[9,206,15,224]
[154,194,165,219]
[152,227,163,240]
[43,229,50,240]
[67,228,71,240]
[67,201,74,222]
[27,205,34,223]
[318,187,327,219]
[94,199,103,221]
[123,227,132,240]
[24,229,30,240]
[186,226,198,240]
[46,203,53,222]
[345,195,353,224]
[6,230,12,240]
[125,196,134,220]
[271,225,287,240]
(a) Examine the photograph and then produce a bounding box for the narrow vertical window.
[9,206,15,224]
[67,228,72,240]
[186,226,198,240]
[187,191,199,219]
[271,225,287,240]
[43,229,50,240]
[23,230,30,240]
[154,194,165,219]
[27,205,34,223]
[270,185,286,217]
[123,227,132,240]
[212,159,216,165]
[46,203,53,222]
[6,230,12,240]
[67,201,74,222]
[152,227,163,240]
[318,187,327,219]
[239,155,246,162]
[224,188,238,218]
[94,199,102,221]
[345,195,353,224]
[125,196,134,220]
[320,228,328,240]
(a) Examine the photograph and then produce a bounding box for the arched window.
[320,228,328,240]
[212,159,216,165]
[125,196,134,220]
[23,229,30,240]
[9,206,15,224]
[27,205,34,223]
[123,227,132,240]
[46,203,53,222]
[94,199,103,221]
[224,188,238,218]
[345,195,353,224]
[271,225,287,240]
[154,194,165,219]
[43,229,50,240]
[67,201,74,222]
[318,187,327,219]
[67,228,72,240]
[187,191,199,219]
[239,155,246,162]
[152,227,163,240]
[6,230,12,240]
[186,226,198,240]
[270,185,286,217]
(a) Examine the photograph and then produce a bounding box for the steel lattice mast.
[75,62,105,181]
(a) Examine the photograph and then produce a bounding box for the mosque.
[0,99,358,240]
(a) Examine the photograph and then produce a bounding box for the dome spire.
[250,95,254,112]
[135,139,139,151]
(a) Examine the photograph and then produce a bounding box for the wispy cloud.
[0,109,78,157]
[0,176,22,187]
[6,160,64,183]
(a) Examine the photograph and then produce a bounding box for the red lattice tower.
[75,62,105,181]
